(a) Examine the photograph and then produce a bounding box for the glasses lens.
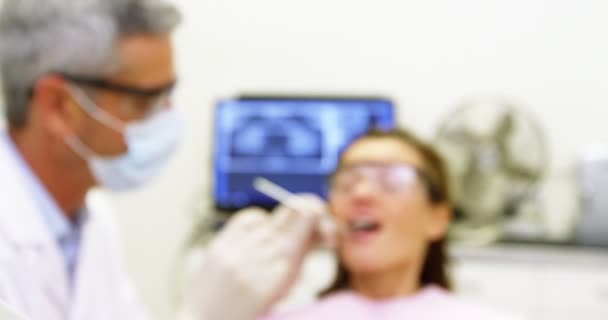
[329,169,355,194]
[125,91,171,120]
[330,164,421,195]
[381,165,418,192]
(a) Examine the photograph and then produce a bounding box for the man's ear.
[426,203,452,241]
[31,75,80,138]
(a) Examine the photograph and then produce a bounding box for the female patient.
[264,128,517,320]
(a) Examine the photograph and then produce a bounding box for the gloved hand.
[182,194,337,320]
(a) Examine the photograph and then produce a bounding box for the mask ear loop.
[64,133,103,159]
[64,85,127,160]
[67,85,127,133]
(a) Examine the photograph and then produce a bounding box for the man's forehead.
[109,34,175,87]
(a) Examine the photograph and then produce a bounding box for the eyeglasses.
[59,73,176,98]
[59,73,176,119]
[328,163,441,200]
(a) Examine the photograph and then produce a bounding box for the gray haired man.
[0,1,333,319]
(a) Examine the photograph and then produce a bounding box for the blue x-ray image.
[231,115,322,158]
[213,97,395,210]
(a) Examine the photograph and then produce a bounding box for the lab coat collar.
[0,131,75,314]
[0,131,55,248]
[7,131,89,244]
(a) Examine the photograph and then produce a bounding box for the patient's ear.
[425,203,452,241]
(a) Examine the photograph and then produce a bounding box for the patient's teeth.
[351,219,376,231]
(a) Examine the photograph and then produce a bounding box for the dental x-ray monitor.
[213,96,395,211]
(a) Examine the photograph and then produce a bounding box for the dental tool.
[253,177,345,236]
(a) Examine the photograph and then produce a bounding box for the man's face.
[67,34,177,157]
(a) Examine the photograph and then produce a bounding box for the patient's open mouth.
[349,218,381,238]
[352,219,378,231]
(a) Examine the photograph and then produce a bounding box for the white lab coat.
[0,133,150,320]
[0,299,28,320]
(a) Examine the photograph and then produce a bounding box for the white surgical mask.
[65,86,182,191]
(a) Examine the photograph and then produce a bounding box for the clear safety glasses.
[328,163,441,200]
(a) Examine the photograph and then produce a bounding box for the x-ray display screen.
[213,97,395,210]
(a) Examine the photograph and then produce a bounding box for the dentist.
[0,0,328,319]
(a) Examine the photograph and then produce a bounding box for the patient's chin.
[341,250,387,274]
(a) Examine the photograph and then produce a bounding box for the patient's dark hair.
[320,127,453,297]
